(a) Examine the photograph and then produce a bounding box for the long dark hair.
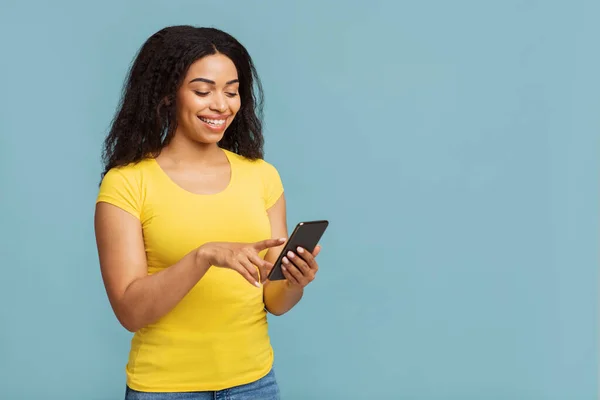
[101,25,264,178]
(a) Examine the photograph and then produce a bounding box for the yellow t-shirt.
[96,149,284,392]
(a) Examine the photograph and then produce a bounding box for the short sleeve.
[96,167,143,219]
[260,160,284,209]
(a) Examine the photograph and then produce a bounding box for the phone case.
[268,220,329,281]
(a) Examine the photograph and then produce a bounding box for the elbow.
[110,285,148,332]
[113,305,145,332]
[116,312,140,332]
[265,305,288,317]
[121,320,140,333]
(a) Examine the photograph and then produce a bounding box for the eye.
[226,92,238,98]
[194,91,209,96]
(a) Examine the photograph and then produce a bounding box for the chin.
[193,133,224,145]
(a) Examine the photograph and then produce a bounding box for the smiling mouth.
[198,116,227,126]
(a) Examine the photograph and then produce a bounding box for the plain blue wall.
[1,1,598,398]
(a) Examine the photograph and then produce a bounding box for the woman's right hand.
[197,238,286,287]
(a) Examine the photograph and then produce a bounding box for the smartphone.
[268,220,329,281]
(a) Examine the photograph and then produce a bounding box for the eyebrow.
[189,77,239,85]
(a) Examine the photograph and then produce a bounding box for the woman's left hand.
[281,245,322,289]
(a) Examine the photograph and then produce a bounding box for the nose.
[210,94,228,113]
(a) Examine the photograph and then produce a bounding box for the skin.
[95,53,321,332]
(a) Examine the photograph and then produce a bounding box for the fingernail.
[287,251,295,258]
[297,247,304,253]
[279,237,286,242]
[255,281,261,288]
[282,257,289,264]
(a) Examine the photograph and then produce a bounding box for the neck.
[160,133,223,166]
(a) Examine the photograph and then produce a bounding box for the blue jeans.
[124,369,280,400]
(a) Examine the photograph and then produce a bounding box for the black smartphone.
[268,220,329,281]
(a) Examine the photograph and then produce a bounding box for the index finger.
[253,237,286,251]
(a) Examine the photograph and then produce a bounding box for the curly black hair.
[100,25,264,178]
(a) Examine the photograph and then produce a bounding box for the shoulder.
[97,159,155,218]
[225,150,279,180]
[225,150,281,178]
[224,150,284,208]
[100,158,154,186]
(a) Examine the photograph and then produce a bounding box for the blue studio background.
[1,0,598,399]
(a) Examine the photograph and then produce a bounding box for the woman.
[94,25,321,400]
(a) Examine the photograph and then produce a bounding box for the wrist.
[195,245,214,269]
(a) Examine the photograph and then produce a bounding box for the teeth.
[199,117,226,126]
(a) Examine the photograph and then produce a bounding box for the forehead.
[185,54,238,82]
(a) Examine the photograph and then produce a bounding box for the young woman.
[94,25,322,400]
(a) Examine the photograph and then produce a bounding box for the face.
[173,53,241,144]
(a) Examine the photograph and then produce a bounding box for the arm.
[94,202,212,332]
[95,202,282,332]
[262,193,305,316]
